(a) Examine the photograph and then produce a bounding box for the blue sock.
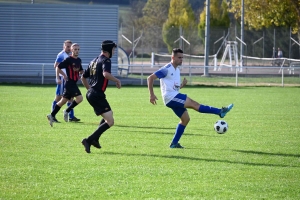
[67,102,74,119]
[198,105,221,115]
[171,124,186,144]
[52,101,57,111]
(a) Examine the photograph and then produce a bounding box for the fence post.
[235,66,238,87]
[281,67,284,87]
[151,52,154,68]
[42,64,44,85]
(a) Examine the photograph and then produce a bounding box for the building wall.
[0,3,119,78]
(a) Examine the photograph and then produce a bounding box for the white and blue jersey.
[55,50,69,76]
[154,63,181,105]
[55,50,69,96]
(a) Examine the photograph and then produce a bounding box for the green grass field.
[1,84,300,199]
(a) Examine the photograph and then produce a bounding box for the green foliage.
[135,0,170,52]
[198,0,230,42]
[229,0,300,38]
[140,0,170,27]
[162,0,196,52]
[1,85,300,199]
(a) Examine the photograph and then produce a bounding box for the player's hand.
[181,77,187,88]
[56,78,62,85]
[116,79,121,89]
[63,76,68,81]
[150,94,158,105]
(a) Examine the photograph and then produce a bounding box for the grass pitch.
[0,84,300,199]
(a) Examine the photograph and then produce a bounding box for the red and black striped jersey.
[58,56,83,83]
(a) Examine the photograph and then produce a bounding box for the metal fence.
[1,62,299,87]
[119,25,300,62]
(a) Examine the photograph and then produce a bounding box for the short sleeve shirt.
[58,56,83,83]
[82,54,111,93]
[55,50,69,76]
[154,63,181,105]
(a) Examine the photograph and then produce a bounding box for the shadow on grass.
[114,125,218,137]
[233,149,300,158]
[102,151,297,168]
[115,124,174,130]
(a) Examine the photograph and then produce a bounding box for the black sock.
[51,104,61,117]
[87,123,110,143]
[66,100,78,112]
[100,118,105,125]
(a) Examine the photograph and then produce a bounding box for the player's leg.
[64,87,83,122]
[53,97,68,116]
[82,111,113,153]
[166,93,188,148]
[170,109,189,149]
[82,95,112,153]
[67,98,74,120]
[184,96,233,118]
[52,77,64,122]
[47,97,68,127]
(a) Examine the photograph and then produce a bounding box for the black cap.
[101,40,117,58]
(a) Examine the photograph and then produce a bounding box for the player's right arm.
[147,73,158,105]
[56,60,68,83]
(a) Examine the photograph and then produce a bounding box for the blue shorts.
[166,93,187,118]
[55,76,65,96]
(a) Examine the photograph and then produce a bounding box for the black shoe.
[69,116,80,122]
[81,139,91,153]
[91,140,101,149]
[170,143,184,148]
[53,117,60,123]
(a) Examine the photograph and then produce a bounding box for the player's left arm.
[180,77,187,89]
[102,59,121,89]
[103,71,121,89]
[79,62,84,75]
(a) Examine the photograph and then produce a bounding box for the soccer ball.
[214,120,228,134]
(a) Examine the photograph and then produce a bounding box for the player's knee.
[76,96,83,103]
[182,117,190,125]
[180,113,190,125]
[106,119,114,127]
[55,95,62,102]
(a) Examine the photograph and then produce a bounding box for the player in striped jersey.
[47,43,84,127]
[51,40,80,123]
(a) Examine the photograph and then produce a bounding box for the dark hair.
[172,48,183,55]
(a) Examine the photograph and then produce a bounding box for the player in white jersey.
[147,48,234,148]
[51,40,80,122]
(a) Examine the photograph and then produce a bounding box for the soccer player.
[51,40,80,123]
[147,48,234,148]
[47,43,84,127]
[81,40,121,153]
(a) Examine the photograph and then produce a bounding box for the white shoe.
[63,110,69,122]
[47,114,54,127]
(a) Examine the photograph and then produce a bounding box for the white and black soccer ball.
[214,120,228,134]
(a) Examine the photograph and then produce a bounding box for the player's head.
[172,48,183,67]
[71,43,80,57]
[101,40,117,58]
[63,40,72,54]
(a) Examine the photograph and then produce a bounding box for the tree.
[198,0,230,54]
[136,0,170,52]
[162,0,197,52]
[229,0,300,41]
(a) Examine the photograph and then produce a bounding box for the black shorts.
[63,82,81,100]
[86,89,111,116]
